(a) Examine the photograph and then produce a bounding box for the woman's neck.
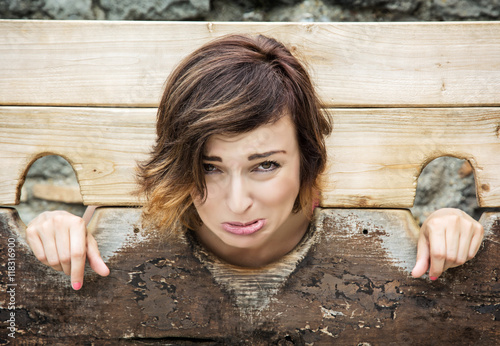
[194,212,310,268]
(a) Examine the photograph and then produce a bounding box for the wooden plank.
[1,20,500,107]
[1,207,499,343]
[324,107,500,208]
[0,106,155,206]
[1,106,499,207]
[32,184,82,204]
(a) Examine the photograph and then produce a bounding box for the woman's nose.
[226,176,253,214]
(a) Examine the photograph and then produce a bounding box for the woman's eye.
[256,161,280,171]
[203,163,218,173]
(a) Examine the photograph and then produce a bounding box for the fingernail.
[430,276,438,281]
[72,282,82,290]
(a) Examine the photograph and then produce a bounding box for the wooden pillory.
[1,20,499,344]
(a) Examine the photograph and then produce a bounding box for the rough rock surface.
[14,156,86,224]
[100,0,210,20]
[410,157,480,225]
[1,0,499,21]
[0,0,210,20]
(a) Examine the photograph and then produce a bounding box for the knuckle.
[476,224,485,236]
[431,250,446,261]
[455,256,467,266]
[25,225,36,236]
[75,215,85,224]
[73,217,86,228]
[63,213,85,229]
[425,217,440,229]
[461,219,473,231]
[71,249,86,259]
[424,223,442,237]
[36,211,51,221]
[441,214,460,228]
[25,226,39,241]
[46,258,60,267]
[59,253,71,265]
[52,211,71,225]
[446,253,457,263]
[40,218,55,234]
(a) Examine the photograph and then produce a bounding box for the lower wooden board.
[0,207,499,344]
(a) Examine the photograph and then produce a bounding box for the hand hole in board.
[410,156,479,226]
[15,155,86,225]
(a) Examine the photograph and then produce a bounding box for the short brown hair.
[137,34,332,236]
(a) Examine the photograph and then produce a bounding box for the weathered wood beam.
[1,207,498,344]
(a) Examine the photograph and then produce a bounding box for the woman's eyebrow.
[202,150,286,162]
[248,150,286,161]
[202,155,222,162]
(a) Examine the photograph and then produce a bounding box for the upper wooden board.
[1,20,500,107]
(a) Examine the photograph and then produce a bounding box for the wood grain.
[1,106,499,207]
[2,20,499,345]
[1,20,500,107]
[1,207,498,344]
[324,107,500,208]
[0,106,155,206]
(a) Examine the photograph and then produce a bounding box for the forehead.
[204,115,297,156]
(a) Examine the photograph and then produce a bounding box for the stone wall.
[2,0,499,21]
[2,0,497,223]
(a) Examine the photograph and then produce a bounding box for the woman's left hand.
[411,208,484,280]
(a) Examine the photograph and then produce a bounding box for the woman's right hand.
[25,210,110,290]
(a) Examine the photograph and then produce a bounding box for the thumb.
[86,233,110,277]
[412,235,430,278]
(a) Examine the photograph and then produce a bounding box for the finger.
[38,221,63,272]
[69,218,87,290]
[86,233,110,277]
[55,225,71,276]
[428,225,446,279]
[443,223,460,271]
[412,234,430,278]
[25,226,50,266]
[454,223,475,267]
[468,223,485,260]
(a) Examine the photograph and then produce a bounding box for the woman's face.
[191,115,308,266]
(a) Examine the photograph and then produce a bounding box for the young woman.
[25,34,484,291]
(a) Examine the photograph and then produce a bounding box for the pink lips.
[222,219,266,235]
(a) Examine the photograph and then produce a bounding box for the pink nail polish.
[72,282,82,290]
[430,276,438,281]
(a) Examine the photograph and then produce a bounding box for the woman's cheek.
[191,180,222,211]
[205,177,227,200]
[258,175,299,207]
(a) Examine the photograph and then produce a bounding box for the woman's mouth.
[222,219,266,235]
